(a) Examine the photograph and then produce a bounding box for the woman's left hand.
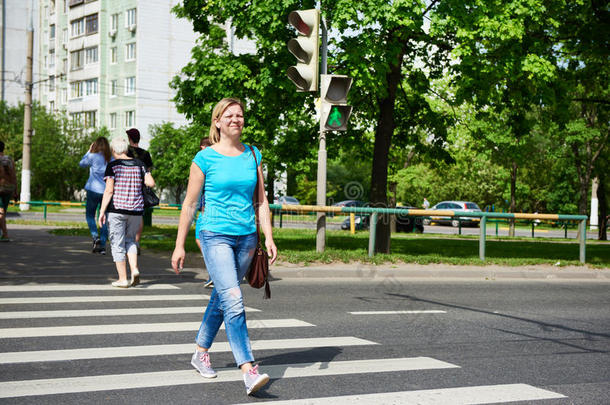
[265,238,278,265]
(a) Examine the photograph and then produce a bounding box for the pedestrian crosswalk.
[0,282,567,403]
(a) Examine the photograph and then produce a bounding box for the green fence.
[12,200,589,263]
[268,204,588,263]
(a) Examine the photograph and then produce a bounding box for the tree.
[171,3,318,205]
[148,122,202,203]
[172,1,457,253]
[431,0,572,235]
[1,102,96,201]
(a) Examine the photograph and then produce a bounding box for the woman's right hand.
[171,247,185,274]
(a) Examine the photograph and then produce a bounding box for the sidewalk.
[1,225,608,283]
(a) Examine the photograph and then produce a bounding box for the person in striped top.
[99,136,155,288]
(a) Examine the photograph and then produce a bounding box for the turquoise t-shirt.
[192,144,261,236]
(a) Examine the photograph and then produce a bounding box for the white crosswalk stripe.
[0,357,458,398]
[0,284,567,403]
[0,306,260,319]
[0,319,314,338]
[349,310,447,315]
[0,294,210,304]
[0,284,180,292]
[0,337,378,364]
[234,384,566,404]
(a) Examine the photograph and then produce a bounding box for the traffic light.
[286,9,320,92]
[320,74,353,131]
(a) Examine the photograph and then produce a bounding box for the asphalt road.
[0,277,608,404]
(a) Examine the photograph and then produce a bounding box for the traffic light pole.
[315,17,328,253]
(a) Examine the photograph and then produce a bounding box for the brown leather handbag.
[246,146,271,299]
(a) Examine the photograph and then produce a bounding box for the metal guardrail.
[11,201,588,263]
[268,204,588,263]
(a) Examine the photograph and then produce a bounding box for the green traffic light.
[327,106,343,127]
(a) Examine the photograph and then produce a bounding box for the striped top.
[104,159,146,216]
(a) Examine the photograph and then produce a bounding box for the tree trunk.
[174,185,184,205]
[266,168,275,227]
[509,161,517,237]
[598,173,607,240]
[371,50,404,254]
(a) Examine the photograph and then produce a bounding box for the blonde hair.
[110,136,129,155]
[208,97,245,144]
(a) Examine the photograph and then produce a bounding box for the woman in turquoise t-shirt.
[171,97,277,396]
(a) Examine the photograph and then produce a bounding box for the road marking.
[349,310,446,315]
[0,294,210,304]
[0,284,180,292]
[0,337,377,364]
[0,319,314,338]
[0,306,260,319]
[0,357,458,398]
[236,384,566,404]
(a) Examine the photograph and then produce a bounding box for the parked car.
[341,214,370,230]
[274,196,300,205]
[424,201,482,227]
[395,206,425,233]
[331,200,367,217]
[273,196,301,215]
[340,206,424,233]
[333,200,367,208]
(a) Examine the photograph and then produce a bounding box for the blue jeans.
[196,230,258,367]
[85,190,107,246]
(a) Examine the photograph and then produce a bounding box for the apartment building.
[1,0,40,106]
[36,0,199,147]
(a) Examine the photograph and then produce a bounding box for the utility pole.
[315,16,328,253]
[20,0,34,210]
[1,0,6,103]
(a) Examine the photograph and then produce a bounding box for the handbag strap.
[249,146,262,247]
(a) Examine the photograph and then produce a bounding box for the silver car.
[424,201,482,227]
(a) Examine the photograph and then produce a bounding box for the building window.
[71,18,84,37]
[109,113,117,129]
[49,76,55,92]
[49,49,55,69]
[71,112,82,126]
[125,110,135,127]
[125,77,135,95]
[84,111,97,128]
[70,81,83,99]
[62,28,68,44]
[70,49,84,70]
[49,101,55,111]
[85,46,98,64]
[125,43,136,61]
[85,13,98,35]
[110,80,117,97]
[110,47,117,64]
[69,0,84,7]
[62,58,68,73]
[84,78,98,96]
[111,13,118,31]
[126,8,136,27]
[61,88,68,104]
[49,24,56,40]
[50,0,56,14]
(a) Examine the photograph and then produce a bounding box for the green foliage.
[1,102,97,200]
[148,122,203,203]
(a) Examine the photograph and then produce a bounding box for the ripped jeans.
[196,230,258,367]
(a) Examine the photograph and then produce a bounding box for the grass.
[48,224,610,268]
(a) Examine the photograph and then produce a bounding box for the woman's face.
[215,103,244,138]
